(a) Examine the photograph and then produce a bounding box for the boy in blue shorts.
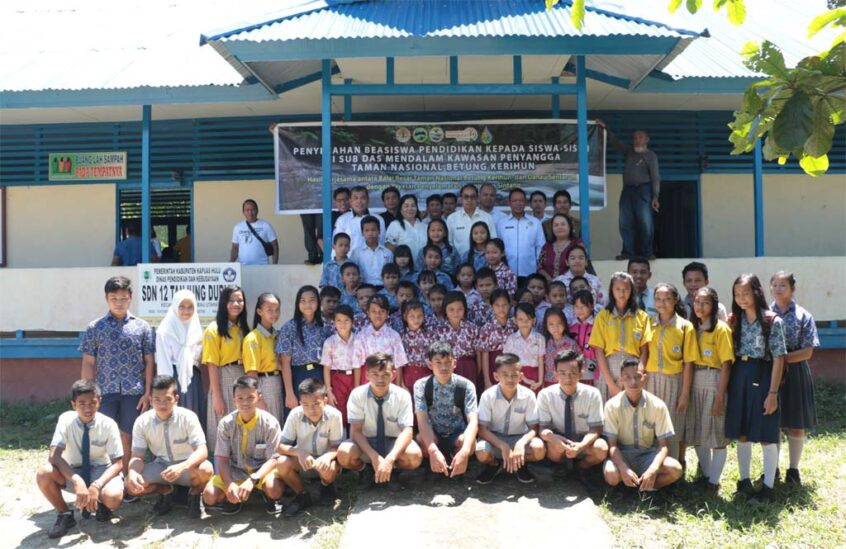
[80,275,154,495]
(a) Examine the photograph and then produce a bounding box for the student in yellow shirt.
[589,272,652,403]
[645,283,700,462]
[685,287,734,493]
[244,293,283,424]
[203,285,249,452]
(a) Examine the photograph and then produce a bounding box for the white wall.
[1,257,843,334]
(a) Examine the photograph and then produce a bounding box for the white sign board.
[137,263,241,326]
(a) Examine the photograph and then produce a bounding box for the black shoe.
[574,467,592,489]
[706,482,721,495]
[758,468,780,485]
[122,492,139,504]
[749,484,774,505]
[221,501,242,515]
[283,491,312,517]
[736,478,755,500]
[476,464,502,485]
[263,494,279,516]
[615,254,630,261]
[358,467,375,490]
[386,473,405,492]
[95,505,113,522]
[47,512,76,539]
[785,468,801,485]
[152,491,173,515]
[171,486,189,507]
[319,483,337,506]
[516,466,535,484]
[187,493,202,519]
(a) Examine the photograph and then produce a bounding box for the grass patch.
[0,399,68,450]
[598,381,846,548]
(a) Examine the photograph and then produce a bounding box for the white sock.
[695,447,711,478]
[710,448,727,484]
[737,441,752,480]
[788,435,804,469]
[762,444,779,488]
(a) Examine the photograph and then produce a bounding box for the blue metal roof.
[203,0,701,43]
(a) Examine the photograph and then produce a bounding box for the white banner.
[137,263,241,326]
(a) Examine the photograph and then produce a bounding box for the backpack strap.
[454,378,467,413]
[424,376,434,410]
[425,375,467,417]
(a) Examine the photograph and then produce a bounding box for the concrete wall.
[6,184,116,267]
[1,257,843,335]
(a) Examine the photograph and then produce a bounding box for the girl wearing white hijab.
[156,290,206,425]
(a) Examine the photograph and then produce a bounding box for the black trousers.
[300,213,323,262]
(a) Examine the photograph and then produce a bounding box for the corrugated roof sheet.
[207,0,701,43]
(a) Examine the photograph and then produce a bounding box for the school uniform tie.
[638,293,646,311]
[81,423,91,519]
[375,397,386,456]
[564,395,575,441]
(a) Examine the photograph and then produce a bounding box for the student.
[353,295,409,387]
[378,263,401,311]
[539,350,608,475]
[389,281,418,332]
[589,272,652,403]
[126,375,212,518]
[484,238,517,297]
[569,290,598,386]
[682,262,727,321]
[277,379,344,516]
[414,342,479,478]
[428,284,449,325]
[320,232,351,289]
[553,244,607,306]
[455,263,482,309]
[603,359,683,496]
[645,283,700,461]
[467,267,498,327]
[350,216,394,287]
[417,270,437,307]
[244,292,284,423]
[770,271,819,486]
[393,244,419,283]
[726,274,787,504]
[530,190,550,222]
[478,289,517,389]
[339,262,362,312]
[525,274,550,330]
[685,287,734,493]
[333,186,387,251]
[401,301,437,391]
[353,284,377,332]
[466,220,491,271]
[538,214,581,281]
[277,286,329,411]
[203,285,250,451]
[337,353,423,489]
[421,244,455,289]
[542,308,577,388]
[442,192,458,218]
[80,276,154,482]
[418,219,461,275]
[628,257,658,319]
[503,303,545,392]
[423,193,444,224]
[548,280,568,316]
[321,305,359,423]
[230,199,278,265]
[385,194,428,258]
[203,376,283,515]
[475,353,545,484]
[320,285,341,333]
[36,380,124,538]
[435,291,481,390]
[155,289,205,427]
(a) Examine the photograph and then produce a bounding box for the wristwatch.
[249,473,262,483]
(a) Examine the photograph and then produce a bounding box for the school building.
[1,0,844,402]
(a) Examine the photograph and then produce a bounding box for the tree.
[548,0,846,176]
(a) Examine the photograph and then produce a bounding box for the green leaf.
[668,0,683,13]
[799,153,829,176]
[742,86,764,113]
[713,0,728,9]
[545,0,560,10]
[727,0,746,25]
[686,0,702,14]
[820,95,846,124]
[743,41,788,78]
[808,8,846,38]
[771,91,814,151]
[570,0,585,29]
[805,101,838,157]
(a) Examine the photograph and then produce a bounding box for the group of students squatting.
[36,254,819,539]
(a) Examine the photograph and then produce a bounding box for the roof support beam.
[576,56,591,253]
[326,83,578,96]
[141,104,152,264]
[753,138,764,256]
[321,60,333,266]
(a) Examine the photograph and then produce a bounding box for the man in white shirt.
[230,199,279,265]
[496,188,546,279]
[529,191,551,223]
[479,183,507,227]
[334,186,386,251]
[447,184,497,259]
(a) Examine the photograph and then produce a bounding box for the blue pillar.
[344,78,352,120]
[753,138,764,256]
[550,76,560,119]
[575,56,590,252]
[141,104,151,263]
[321,60,333,265]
